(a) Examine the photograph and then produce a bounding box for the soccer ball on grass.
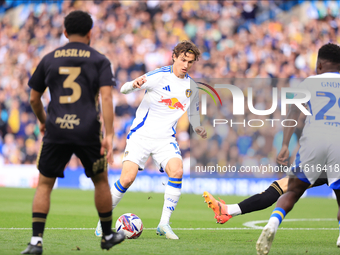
[115,213,143,239]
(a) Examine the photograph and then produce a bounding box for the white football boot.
[156,224,179,239]
[94,220,102,237]
[256,222,277,255]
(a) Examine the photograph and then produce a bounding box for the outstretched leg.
[239,178,286,214]
[203,178,286,224]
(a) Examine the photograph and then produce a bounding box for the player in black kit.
[21,11,124,254]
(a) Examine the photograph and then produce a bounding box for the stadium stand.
[0,0,339,176]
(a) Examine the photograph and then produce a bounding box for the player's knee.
[120,175,135,188]
[288,178,309,197]
[91,171,108,185]
[276,177,288,193]
[170,167,183,178]
[288,185,308,199]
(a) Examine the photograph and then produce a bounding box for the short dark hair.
[172,40,200,63]
[64,11,93,36]
[318,43,340,64]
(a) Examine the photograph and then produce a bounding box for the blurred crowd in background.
[1,0,340,176]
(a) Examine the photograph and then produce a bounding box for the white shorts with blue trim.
[292,129,340,189]
[122,135,182,171]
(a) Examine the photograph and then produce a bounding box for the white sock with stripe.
[159,178,182,225]
[111,179,128,210]
[268,207,286,232]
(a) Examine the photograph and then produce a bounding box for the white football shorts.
[292,128,340,189]
[122,136,182,171]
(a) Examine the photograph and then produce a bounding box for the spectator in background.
[0,0,339,178]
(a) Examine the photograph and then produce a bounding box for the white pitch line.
[243,218,337,230]
[0,227,250,231]
[172,228,249,230]
[0,225,338,231]
[0,228,95,230]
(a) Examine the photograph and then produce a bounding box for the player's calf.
[94,180,128,237]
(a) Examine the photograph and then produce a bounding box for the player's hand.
[195,126,207,139]
[101,134,114,165]
[39,123,46,136]
[276,145,289,166]
[133,75,147,89]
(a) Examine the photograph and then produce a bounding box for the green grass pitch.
[0,187,339,254]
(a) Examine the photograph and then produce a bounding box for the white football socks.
[267,216,280,232]
[159,185,181,225]
[227,204,242,216]
[30,236,42,245]
[111,184,125,210]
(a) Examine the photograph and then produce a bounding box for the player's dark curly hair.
[64,11,93,36]
[172,40,200,63]
[318,43,340,64]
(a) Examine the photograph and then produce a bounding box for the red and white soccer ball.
[115,213,143,239]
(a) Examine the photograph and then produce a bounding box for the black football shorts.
[37,142,107,178]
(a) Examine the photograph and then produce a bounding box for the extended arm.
[30,89,46,135]
[282,104,301,147]
[30,89,46,124]
[100,86,114,164]
[120,75,147,94]
[276,104,302,165]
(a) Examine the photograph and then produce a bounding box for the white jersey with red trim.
[126,65,199,139]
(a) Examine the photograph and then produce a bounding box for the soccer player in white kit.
[95,41,207,239]
[256,43,340,254]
